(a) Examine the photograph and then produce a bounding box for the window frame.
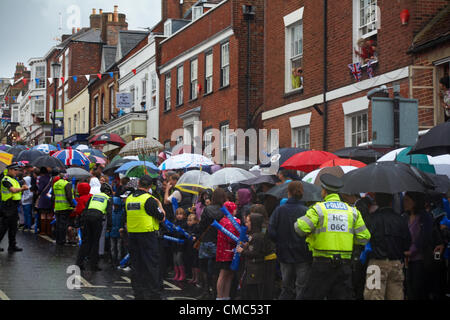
[177,65,184,106]
[292,125,310,149]
[345,111,369,147]
[353,0,379,65]
[35,65,46,89]
[190,58,198,100]
[164,73,171,112]
[220,42,230,88]
[285,20,303,93]
[192,6,203,21]
[205,51,213,94]
[151,72,157,109]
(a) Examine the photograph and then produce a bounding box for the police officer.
[294,174,371,300]
[0,163,28,252]
[76,183,113,271]
[52,172,76,245]
[126,175,165,300]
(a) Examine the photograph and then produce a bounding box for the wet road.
[0,231,201,300]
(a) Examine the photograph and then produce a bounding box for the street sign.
[116,93,132,109]
[372,97,418,148]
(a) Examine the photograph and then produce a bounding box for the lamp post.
[51,62,61,143]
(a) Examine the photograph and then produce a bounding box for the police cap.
[6,162,23,170]
[319,173,343,193]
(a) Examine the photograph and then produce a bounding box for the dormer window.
[164,20,172,37]
[192,6,203,21]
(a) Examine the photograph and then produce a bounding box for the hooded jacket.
[72,183,92,218]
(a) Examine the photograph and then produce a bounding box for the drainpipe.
[322,0,328,151]
[243,5,255,130]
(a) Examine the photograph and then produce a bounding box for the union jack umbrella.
[52,149,91,170]
[348,62,362,82]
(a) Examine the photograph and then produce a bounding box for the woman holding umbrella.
[36,167,53,236]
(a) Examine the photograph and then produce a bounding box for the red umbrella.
[319,158,367,169]
[89,133,126,147]
[281,150,339,173]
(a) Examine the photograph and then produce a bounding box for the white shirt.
[21,176,33,205]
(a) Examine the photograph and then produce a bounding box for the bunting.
[348,62,362,82]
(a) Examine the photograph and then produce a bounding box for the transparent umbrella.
[210,167,257,186]
[158,153,214,170]
[176,170,214,195]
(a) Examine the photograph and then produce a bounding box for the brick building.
[158,0,265,164]
[261,0,449,153]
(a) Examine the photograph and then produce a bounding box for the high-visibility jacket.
[54,179,73,211]
[126,193,160,233]
[1,175,21,201]
[87,192,110,214]
[294,193,371,259]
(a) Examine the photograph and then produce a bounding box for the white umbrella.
[302,166,358,185]
[158,153,214,170]
[119,138,164,157]
[210,167,257,186]
[76,144,90,151]
[176,170,214,194]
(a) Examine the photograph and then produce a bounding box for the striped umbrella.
[83,148,107,159]
[0,144,12,152]
[52,149,91,170]
[32,144,57,154]
[0,151,14,172]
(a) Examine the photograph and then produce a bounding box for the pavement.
[0,230,202,300]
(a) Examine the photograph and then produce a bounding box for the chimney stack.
[114,5,119,22]
[99,9,103,15]
[92,8,96,15]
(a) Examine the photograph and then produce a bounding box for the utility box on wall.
[372,97,418,148]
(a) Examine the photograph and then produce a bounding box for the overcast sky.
[0,0,162,78]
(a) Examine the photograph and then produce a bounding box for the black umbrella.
[265,181,322,203]
[333,146,383,164]
[240,174,279,186]
[408,121,450,156]
[14,150,46,162]
[66,167,91,180]
[423,173,450,195]
[260,147,308,168]
[30,155,66,171]
[7,145,28,157]
[341,161,433,194]
[103,158,135,176]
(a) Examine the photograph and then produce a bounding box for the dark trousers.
[303,260,354,300]
[0,213,18,249]
[406,260,427,300]
[55,210,70,245]
[76,215,103,269]
[110,237,125,265]
[128,232,161,300]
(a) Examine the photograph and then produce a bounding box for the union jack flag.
[348,62,362,82]
[367,59,375,79]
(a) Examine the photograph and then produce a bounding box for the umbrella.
[281,150,339,172]
[32,144,57,154]
[265,181,323,203]
[320,158,367,169]
[341,161,433,194]
[210,167,256,186]
[119,138,163,157]
[176,170,214,194]
[408,121,450,156]
[52,149,91,170]
[423,173,450,195]
[240,174,279,186]
[115,161,159,174]
[125,166,159,179]
[30,155,66,171]
[75,144,90,151]
[0,151,14,172]
[14,150,46,162]
[66,167,91,180]
[158,153,214,170]
[0,145,12,152]
[303,166,358,185]
[90,133,126,147]
[83,148,107,159]
[260,147,308,168]
[7,145,28,157]
[333,146,383,163]
[378,147,450,177]
[103,158,135,176]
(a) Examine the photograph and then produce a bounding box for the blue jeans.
[22,204,32,229]
[279,261,311,300]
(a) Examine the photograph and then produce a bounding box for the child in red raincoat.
[68,183,92,245]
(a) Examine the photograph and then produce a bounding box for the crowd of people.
[0,159,449,301]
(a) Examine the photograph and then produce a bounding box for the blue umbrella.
[115,161,159,174]
[32,144,57,154]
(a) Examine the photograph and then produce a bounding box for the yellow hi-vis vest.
[87,192,110,214]
[1,175,22,201]
[294,194,371,259]
[54,179,73,211]
[126,193,160,233]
